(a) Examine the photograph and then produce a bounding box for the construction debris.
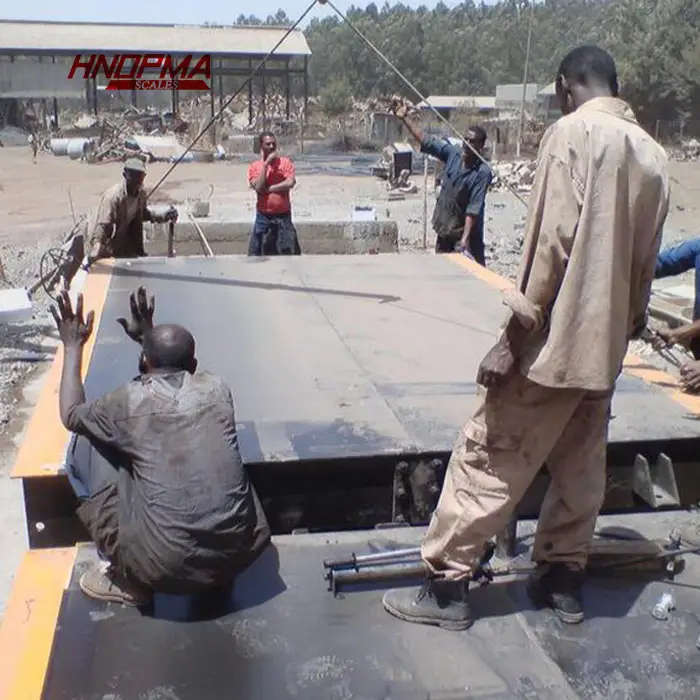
[669,138,700,162]
[490,159,537,192]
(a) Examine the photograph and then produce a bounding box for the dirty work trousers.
[248,211,302,256]
[655,238,700,359]
[421,371,613,580]
[65,434,125,567]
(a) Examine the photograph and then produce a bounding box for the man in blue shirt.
[654,238,700,360]
[392,101,493,264]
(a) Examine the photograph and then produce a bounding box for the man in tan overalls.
[382,45,671,630]
[85,158,177,267]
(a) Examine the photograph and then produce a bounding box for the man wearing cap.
[85,158,177,266]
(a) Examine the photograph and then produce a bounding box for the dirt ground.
[0,144,699,616]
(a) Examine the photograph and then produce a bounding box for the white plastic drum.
[67,139,89,160]
[50,138,70,156]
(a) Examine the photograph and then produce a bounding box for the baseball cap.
[124,157,147,173]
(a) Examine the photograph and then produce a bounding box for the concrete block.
[144,219,398,257]
[0,288,33,323]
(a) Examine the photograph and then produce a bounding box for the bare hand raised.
[390,97,410,120]
[50,292,95,348]
[116,286,155,345]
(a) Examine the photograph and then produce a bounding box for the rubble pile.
[669,138,700,162]
[490,159,537,192]
[37,90,310,164]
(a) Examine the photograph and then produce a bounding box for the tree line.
[232,0,700,129]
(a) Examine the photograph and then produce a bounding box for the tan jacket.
[515,97,670,391]
[87,181,149,260]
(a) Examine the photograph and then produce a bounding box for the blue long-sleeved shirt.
[422,136,492,261]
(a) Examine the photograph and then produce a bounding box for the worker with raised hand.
[382,45,670,630]
[51,287,270,606]
[247,131,302,256]
[85,158,177,267]
[391,99,492,263]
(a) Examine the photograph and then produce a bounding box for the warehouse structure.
[0,20,312,128]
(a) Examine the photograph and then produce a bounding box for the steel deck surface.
[39,514,700,700]
[82,255,700,464]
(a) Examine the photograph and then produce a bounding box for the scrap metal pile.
[669,138,700,162]
[490,159,537,193]
[40,91,308,165]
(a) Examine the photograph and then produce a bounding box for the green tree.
[230,0,700,134]
[318,78,354,148]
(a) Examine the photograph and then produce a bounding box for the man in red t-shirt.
[247,132,301,256]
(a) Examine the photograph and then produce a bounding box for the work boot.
[79,565,152,607]
[526,562,585,624]
[382,578,472,631]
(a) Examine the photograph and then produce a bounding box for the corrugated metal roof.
[0,20,311,57]
[417,95,497,110]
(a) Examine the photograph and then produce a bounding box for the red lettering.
[68,54,96,79]
[115,54,141,79]
[137,55,165,79]
[92,55,120,80]
[79,53,211,84]
[161,55,191,80]
[188,55,211,80]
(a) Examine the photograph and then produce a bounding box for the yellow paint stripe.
[0,548,77,700]
[446,252,514,291]
[12,261,114,479]
[445,253,700,415]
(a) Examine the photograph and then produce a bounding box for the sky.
[1,0,460,28]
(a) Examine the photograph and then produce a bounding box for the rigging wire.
[146,0,528,211]
[147,0,320,199]
[324,0,529,209]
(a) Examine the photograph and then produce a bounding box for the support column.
[210,74,217,147]
[53,97,59,129]
[261,70,267,130]
[171,84,178,115]
[92,78,98,117]
[248,58,254,127]
[130,88,137,108]
[218,59,224,112]
[303,55,309,123]
[286,58,291,120]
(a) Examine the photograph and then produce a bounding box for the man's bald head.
[141,324,197,373]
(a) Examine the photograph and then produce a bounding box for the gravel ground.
[0,238,61,425]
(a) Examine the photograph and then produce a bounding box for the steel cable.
[147,0,320,199]
[324,0,529,209]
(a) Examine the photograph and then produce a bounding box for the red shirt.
[247,156,296,215]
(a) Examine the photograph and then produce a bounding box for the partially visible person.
[654,238,700,357]
[247,132,301,256]
[52,287,270,606]
[85,159,177,267]
[648,238,700,393]
[28,131,38,163]
[391,101,492,264]
[381,45,669,630]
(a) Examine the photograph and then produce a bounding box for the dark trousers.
[655,238,700,358]
[248,211,301,256]
[65,433,120,501]
[65,434,124,564]
[435,233,486,266]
